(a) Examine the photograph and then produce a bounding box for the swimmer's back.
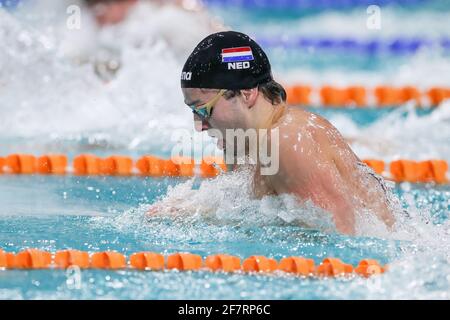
[271,107,395,229]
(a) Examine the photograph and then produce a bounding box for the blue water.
[1,162,449,299]
[1,1,450,299]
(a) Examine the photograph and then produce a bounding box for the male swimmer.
[174,31,395,235]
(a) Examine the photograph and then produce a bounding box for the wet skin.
[182,87,395,235]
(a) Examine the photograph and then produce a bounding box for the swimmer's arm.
[145,184,215,218]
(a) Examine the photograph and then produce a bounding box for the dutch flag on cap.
[221,46,254,63]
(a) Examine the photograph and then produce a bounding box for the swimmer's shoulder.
[269,107,318,150]
[271,106,326,132]
[271,107,343,152]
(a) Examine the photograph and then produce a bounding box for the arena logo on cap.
[222,47,253,70]
[181,72,192,81]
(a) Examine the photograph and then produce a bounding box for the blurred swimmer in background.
[4,0,224,80]
[81,0,225,81]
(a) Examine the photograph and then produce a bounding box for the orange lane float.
[390,160,421,182]
[90,251,126,269]
[354,259,385,278]
[200,156,227,178]
[136,156,181,177]
[316,258,354,277]
[0,250,15,268]
[0,157,5,173]
[374,86,404,106]
[402,86,421,105]
[129,252,165,270]
[136,155,162,176]
[1,153,447,183]
[427,160,449,183]
[205,254,241,272]
[54,250,90,269]
[390,159,448,183]
[99,155,133,175]
[347,86,367,106]
[284,85,450,107]
[37,155,68,174]
[172,157,195,177]
[320,86,343,106]
[363,159,385,175]
[242,256,278,273]
[286,85,312,105]
[74,155,133,176]
[320,86,356,106]
[12,249,52,269]
[375,86,422,106]
[372,86,423,106]
[278,257,315,276]
[0,249,7,267]
[5,154,37,174]
[427,87,450,105]
[73,154,101,175]
[161,159,179,177]
[167,253,202,271]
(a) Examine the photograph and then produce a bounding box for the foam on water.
[217,6,450,38]
[280,50,450,88]
[0,2,222,154]
[106,163,442,239]
[144,167,337,231]
[86,165,449,299]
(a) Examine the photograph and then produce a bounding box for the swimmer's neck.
[246,96,287,130]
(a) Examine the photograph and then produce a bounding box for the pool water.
[1,1,450,299]
[0,173,448,299]
[0,173,449,299]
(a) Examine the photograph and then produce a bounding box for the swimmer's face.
[182,88,249,150]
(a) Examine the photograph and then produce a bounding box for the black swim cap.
[181,31,273,90]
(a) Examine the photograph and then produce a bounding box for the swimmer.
[84,0,204,26]
[81,0,221,81]
[164,31,396,235]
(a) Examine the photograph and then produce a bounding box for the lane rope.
[0,154,447,183]
[285,85,450,107]
[0,248,385,278]
[203,0,423,9]
[257,36,450,55]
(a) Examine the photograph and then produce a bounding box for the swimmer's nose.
[193,114,211,132]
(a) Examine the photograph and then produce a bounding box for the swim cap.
[181,31,273,90]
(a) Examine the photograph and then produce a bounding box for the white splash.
[331,102,450,161]
[0,2,223,153]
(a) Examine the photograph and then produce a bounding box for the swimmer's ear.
[240,88,259,108]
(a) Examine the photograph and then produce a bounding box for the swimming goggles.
[189,89,226,119]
